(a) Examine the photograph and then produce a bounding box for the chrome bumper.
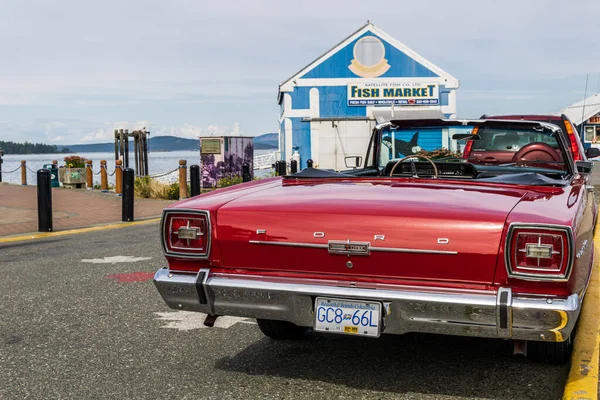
[153,267,581,342]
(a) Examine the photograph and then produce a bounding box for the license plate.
[314,297,381,337]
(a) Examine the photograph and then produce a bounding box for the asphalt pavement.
[0,223,569,399]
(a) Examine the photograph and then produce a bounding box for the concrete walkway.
[0,184,174,237]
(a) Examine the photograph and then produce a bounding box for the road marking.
[0,217,161,244]
[82,256,152,264]
[563,222,600,400]
[106,272,155,283]
[154,311,256,331]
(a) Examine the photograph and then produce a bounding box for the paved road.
[0,224,568,399]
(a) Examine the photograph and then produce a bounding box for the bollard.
[190,165,200,197]
[37,169,53,232]
[86,159,93,189]
[275,161,283,176]
[122,168,134,222]
[179,160,188,199]
[307,159,314,168]
[21,160,27,185]
[100,160,108,192]
[290,159,298,174]
[278,161,287,176]
[242,163,251,182]
[115,160,123,195]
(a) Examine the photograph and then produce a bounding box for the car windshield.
[379,125,568,172]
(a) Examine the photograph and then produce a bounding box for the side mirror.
[344,156,363,169]
[576,160,594,175]
[585,147,600,159]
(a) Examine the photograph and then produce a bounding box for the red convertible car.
[154,119,596,363]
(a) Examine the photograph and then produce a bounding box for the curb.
[563,226,600,400]
[0,217,161,244]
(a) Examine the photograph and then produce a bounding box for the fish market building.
[278,21,460,170]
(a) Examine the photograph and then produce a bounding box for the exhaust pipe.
[513,340,527,357]
[203,314,219,327]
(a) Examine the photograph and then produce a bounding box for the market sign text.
[347,83,439,106]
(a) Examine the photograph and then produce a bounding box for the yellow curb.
[563,223,600,400]
[0,217,161,244]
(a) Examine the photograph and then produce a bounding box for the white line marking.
[81,256,152,264]
[154,311,256,331]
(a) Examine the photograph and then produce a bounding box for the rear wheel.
[256,319,308,340]
[527,335,573,364]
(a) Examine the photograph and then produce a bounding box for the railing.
[254,152,278,170]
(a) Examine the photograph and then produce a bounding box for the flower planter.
[59,167,87,189]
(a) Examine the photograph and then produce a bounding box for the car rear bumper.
[153,267,580,342]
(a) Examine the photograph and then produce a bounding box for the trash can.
[43,164,60,187]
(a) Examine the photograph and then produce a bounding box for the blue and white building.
[278,21,460,170]
[560,93,600,150]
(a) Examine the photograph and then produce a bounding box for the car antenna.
[581,74,589,129]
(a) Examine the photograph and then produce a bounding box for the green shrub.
[216,175,243,188]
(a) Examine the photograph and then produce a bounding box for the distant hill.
[62,133,279,153]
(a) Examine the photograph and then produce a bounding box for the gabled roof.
[278,21,459,96]
[560,93,600,125]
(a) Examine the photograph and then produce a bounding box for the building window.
[584,126,596,143]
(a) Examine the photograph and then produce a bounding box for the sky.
[1,0,599,144]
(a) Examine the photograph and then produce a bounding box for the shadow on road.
[215,331,567,399]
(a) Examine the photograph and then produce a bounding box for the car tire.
[527,335,573,364]
[256,319,308,340]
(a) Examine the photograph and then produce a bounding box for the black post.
[242,162,251,182]
[122,168,134,222]
[290,159,297,174]
[37,169,53,232]
[190,165,200,197]
[307,159,314,168]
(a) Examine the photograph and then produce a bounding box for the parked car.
[154,118,596,363]
[476,114,600,162]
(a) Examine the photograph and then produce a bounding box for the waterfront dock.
[0,184,173,237]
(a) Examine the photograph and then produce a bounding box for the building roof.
[278,21,459,99]
[560,93,600,125]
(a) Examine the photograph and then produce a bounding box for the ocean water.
[1,150,272,186]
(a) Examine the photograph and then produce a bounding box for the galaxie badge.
[328,240,370,256]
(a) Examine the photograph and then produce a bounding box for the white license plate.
[314,297,381,337]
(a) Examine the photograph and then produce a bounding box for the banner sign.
[347,82,439,106]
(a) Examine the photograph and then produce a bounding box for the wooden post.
[133,132,140,176]
[143,132,149,176]
[100,160,108,191]
[86,159,93,189]
[119,129,125,163]
[21,160,27,185]
[114,129,119,161]
[178,160,188,199]
[115,160,123,195]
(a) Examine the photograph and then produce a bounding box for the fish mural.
[382,132,422,157]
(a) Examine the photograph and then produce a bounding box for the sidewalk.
[0,184,175,237]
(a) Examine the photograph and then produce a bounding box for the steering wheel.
[389,155,438,178]
[511,142,560,164]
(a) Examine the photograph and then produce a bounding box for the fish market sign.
[347,82,439,106]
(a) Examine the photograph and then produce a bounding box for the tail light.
[161,209,210,258]
[462,127,478,159]
[563,119,582,161]
[505,224,573,281]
